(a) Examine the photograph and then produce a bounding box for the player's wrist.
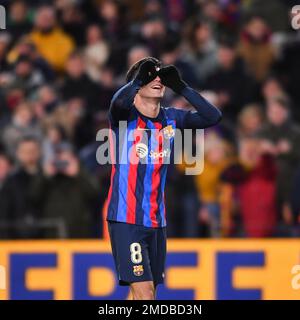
[172,80,188,94]
[158,65,187,94]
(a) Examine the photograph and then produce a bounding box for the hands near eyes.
[135,60,187,94]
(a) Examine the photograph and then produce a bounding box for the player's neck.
[134,96,160,119]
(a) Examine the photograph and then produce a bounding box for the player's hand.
[134,60,158,86]
[158,65,187,94]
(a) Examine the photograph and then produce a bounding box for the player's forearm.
[181,86,222,128]
[109,79,141,121]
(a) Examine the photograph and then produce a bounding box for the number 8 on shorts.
[130,242,143,264]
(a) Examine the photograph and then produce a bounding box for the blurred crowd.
[0,0,300,239]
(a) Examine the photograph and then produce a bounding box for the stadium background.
[0,0,300,300]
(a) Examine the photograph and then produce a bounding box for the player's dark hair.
[126,56,161,83]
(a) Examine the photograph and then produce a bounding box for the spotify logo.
[136,143,148,159]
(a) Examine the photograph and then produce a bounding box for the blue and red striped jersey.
[106,80,222,228]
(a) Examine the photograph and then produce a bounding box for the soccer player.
[106,57,222,300]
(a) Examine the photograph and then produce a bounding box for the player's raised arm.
[109,60,159,125]
[159,65,222,129]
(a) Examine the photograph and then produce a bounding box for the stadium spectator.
[258,96,300,228]
[0,153,12,239]
[199,0,242,34]
[127,45,151,73]
[58,1,86,47]
[97,65,118,112]
[30,5,74,72]
[273,34,300,121]
[220,137,278,237]
[42,124,70,165]
[168,162,200,238]
[2,102,42,158]
[237,103,264,138]
[0,33,10,71]
[33,85,60,117]
[114,45,151,86]
[261,77,286,102]
[7,0,32,43]
[84,24,110,82]
[164,0,187,23]
[138,15,168,56]
[185,18,218,84]
[60,51,100,110]
[97,0,127,41]
[204,39,256,119]
[238,15,275,82]
[160,35,199,89]
[0,136,43,239]
[195,135,233,237]
[30,146,99,238]
[7,37,55,82]
[144,0,164,19]
[6,55,45,94]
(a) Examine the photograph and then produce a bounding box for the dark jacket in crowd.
[258,121,300,205]
[290,166,300,224]
[274,39,300,121]
[204,58,257,119]
[60,74,100,109]
[30,168,99,238]
[0,167,43,239]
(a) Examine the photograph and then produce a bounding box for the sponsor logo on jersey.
[136,143,171,160]
[135,143,148,158]
[149,149,171,159]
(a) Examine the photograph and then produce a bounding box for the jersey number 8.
[130,242,143,264]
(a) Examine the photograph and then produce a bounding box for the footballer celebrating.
[106,57,222,300]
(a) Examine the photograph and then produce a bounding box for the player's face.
[138,76,165,99]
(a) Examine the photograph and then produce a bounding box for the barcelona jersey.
[106,80,222,228]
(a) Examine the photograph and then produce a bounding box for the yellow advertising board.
[0,239,300,300]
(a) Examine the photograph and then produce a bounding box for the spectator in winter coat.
[220,137,278,237]
[238,16,275,82]
[0,136,43,239]
[30,6,74,72]
[0,152,12,239]
[258,96,300,222]
[30,146,99,238]
[205,39,256,120]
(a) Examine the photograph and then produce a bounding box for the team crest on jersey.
[162,125,175,139]
[133,265,144,276]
